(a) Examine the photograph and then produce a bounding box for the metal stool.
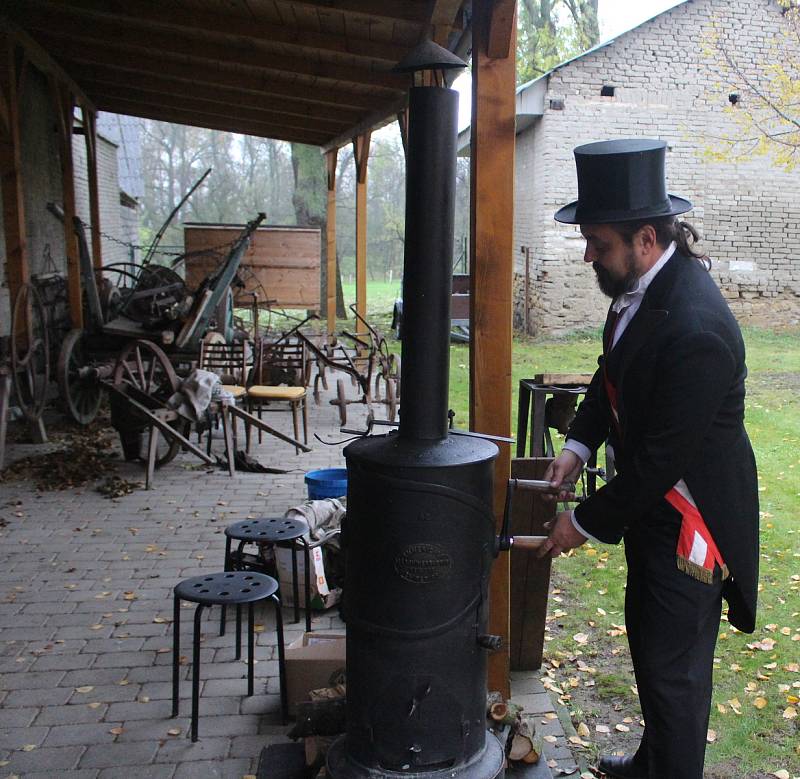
[171,571,287,742]
[220,517,312,635]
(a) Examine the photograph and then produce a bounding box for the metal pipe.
[398,85,459,441]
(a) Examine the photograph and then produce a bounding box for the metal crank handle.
[513,478,576,494]
[509,535,549,550]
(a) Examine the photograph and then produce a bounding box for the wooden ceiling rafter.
[24,0,410,63]
[95,98,331,146]
[24,14,408,91]
[68,67,364,124]
[276,0,435,25]
[85,85,351,136]
[53,51,381,112]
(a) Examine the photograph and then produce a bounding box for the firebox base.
[326,731,505,779]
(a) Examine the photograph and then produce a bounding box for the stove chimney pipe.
[398,84,459,440]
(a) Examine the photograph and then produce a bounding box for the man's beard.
[593,251,639,298]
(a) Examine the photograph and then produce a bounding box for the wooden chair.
[198,339,251,448]
[247,338,309,454]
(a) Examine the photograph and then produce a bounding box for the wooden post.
[524,246,531,334]
[0,35,29,312]
[352,131,370,326]
[81,104,103,270]
[469,0,517,697]
[52,79,82,329]
[325,147,338,337]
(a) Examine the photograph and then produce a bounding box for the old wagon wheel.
[10,283,49,422]
[57,328,103,425]
[386,378,398,423]
[112,339,185,467]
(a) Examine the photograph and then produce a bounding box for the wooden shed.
[184,223,321,311]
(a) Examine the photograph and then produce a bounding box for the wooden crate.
[183,223,321,310]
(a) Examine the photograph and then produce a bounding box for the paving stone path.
[0,371,577,778]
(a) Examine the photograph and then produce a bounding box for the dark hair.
[612,217,711,269]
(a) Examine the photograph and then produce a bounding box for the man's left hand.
[537,510,589,558]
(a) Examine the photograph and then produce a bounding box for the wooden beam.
[0,17,94,111]
[69,65,363,125]
[86,85,350,135]
[427,0,466,43]
[51,79,82,329]
[81,105,102,270]
[487,0,517,58]
[325,148,338,337]
[352,131,371,327]
[25,15,407,91]
[43,41,385,111]
[321,94,407,153]
[469,0,517,698]
[281,0,432,24]
[95,99,330,146]
[0,34,29,310]
[27,0,409,63]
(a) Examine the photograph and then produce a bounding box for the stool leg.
[247,602,255,697]
[220,537,232,636]
[291,544,300,625]
[272,594,288,724]
[302,539,312,633]
[171,595,180,717]
[191,604,204,742]
[302,396,308,445]
[235,604,242,660]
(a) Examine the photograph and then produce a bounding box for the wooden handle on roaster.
[509,535,549,551]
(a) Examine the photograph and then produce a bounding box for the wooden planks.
[470,0,518,698]
[509,458,554,670]
[184,225,321,310]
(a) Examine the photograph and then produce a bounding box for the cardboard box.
[275,545,330,608]
[285,631,346,715]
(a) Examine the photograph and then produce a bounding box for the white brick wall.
[514,0,800,333]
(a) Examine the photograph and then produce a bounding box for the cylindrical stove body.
[328,434,501,777]
[328,80,504,779]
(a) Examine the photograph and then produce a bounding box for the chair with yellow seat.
[247,338,309,455]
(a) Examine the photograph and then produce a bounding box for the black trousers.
[624,502,723,779]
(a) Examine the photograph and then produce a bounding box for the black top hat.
[554,138,692,224]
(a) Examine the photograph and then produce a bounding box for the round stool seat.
[224,517,308,544]
[175,571,278,606]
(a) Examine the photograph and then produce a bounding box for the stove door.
[369,674,467,771]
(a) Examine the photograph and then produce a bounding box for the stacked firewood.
[487,691,544,766]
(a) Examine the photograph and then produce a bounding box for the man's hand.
[542,449,584,502]
[537,510,588,558]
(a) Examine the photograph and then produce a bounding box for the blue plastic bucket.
[305,468,348,499]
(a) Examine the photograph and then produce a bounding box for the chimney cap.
[393,39,468,74]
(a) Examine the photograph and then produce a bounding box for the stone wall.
[514,0,800,334]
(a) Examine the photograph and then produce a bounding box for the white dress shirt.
[561,242,698,541]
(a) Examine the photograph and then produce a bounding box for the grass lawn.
[447,326,800,778]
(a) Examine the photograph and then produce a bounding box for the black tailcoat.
[569,251,759,632]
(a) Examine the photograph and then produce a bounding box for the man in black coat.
[541,139,759,779]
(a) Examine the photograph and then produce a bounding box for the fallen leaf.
[595,724,610,734]
[167,728,182,736]
[576,722,590,737]
[75,686,93,694]
[21,745,37,752]
[615,724,630,732]
[706,729,717,743]
[782,706,797,720]
[573,633,589,645]
[153,617,167,624]
[109,727,123,736]
[543,735,558,743]
[88,702,102,709]
[771,770,790,779]
[754,697,768,709]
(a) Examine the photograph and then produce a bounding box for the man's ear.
[636,224,658,255]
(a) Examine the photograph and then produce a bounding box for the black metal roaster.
[326,42,505,779]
